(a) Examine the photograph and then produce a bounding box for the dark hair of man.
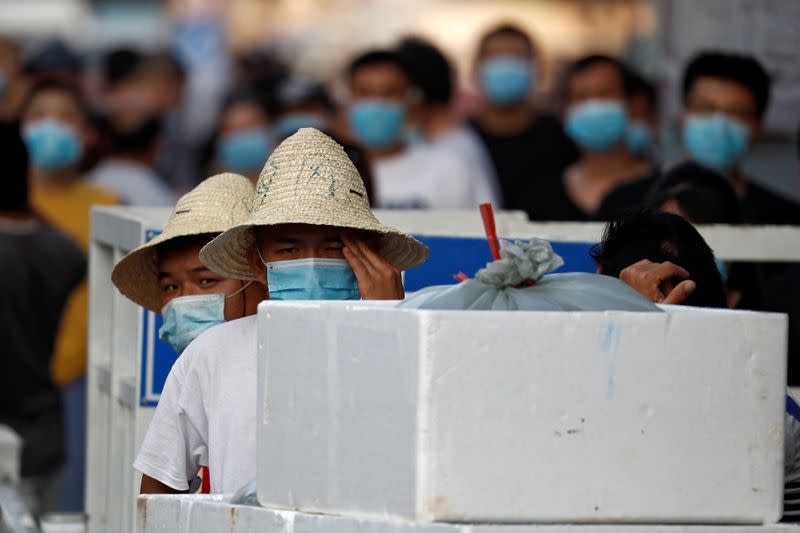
[103,48,144,87]
[564,54,636,98]
[21,78,89,122]
[649,162,742,225]
[476,23,536,59]
[347,49,410,82]
[396,37,453,106]
[628,70,657,114]
[681,52,771,119]
[221,87,270,118]
[591,209,727,308]
[0,121,30,213]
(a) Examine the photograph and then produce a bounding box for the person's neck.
[424,106,456,140]
[475,102,536,136]
[109,153,154,167]
[33,169,80,188]
[579,145,645,181]
[727,168,749,198]
[368,143,407,161]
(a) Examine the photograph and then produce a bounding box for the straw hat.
[200,128,428,280]
[111,173,254,312]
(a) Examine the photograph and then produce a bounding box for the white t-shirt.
[91,159,176,207]
[133,315,257,493]
[432,126,503,209]
[372,142,490,209]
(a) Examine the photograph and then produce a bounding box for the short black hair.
[103,47,144,86]
[21,78,90,122]
[564,54,635,98]
[274,78,333,114]
[347,49,410,81]
[649,162,743,225]
[628,69,657,113]
[24,39,83,76]
[682,51,771,119]
[0,121,30,213]
[591,209,727,308]
[476,23,536,59]
[396,37,453,106]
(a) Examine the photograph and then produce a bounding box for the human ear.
[246,246,268,286]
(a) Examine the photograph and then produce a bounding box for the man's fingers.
[652,261,690,281]
[662,279,696,305]
[343,246,370,283]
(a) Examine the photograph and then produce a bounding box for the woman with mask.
[212,89,274,184]
[526,55,657,221]
[111,172,264,356]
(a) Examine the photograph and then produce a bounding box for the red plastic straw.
[454,271,469,282]
[201,466,210,493]
[480,203,501,261]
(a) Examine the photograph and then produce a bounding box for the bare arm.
[140,474,187,495]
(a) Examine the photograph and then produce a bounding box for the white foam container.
[256,301,788,524]
[137,495,800,533]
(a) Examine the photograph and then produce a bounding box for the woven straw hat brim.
[198,128,428,280]
[200,218,428,281]
[111,173,254,312]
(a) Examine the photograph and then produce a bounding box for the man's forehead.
[258,224,343,242]
[689,76,757,108]
[156,243,206,272]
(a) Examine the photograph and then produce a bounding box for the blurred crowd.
[1,20,800,517]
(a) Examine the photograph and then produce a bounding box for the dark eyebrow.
[191,266,211,273]
[322,237,343,243]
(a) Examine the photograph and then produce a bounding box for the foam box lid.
[256,302,787,524]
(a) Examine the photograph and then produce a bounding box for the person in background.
[649,161,761,310]
[272,78,332,142]
[593,209,727,308]
[92,48,175,206]
[680,51,800,225]
[211,88,273,183]
[23,40,84,87]
[468,24,578,211]
[0,122,85,516]
[0,36,25,121]
[528,55,657,221]
[21,78,119,512]
[626,70,659,162]
[396,36,501,207]
[345,49,476,209]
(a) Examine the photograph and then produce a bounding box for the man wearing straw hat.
[134,128,428,494]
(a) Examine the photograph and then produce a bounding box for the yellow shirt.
[31,180,119,385]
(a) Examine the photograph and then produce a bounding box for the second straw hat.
[111,173,254,312]
[200,128,428,280]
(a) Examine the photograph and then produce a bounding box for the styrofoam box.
[257,301,788,524]
[137,495,800,533]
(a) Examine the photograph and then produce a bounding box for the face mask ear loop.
[257,247,270,298]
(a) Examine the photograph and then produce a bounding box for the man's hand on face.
[619,259,696,305]
[342,232,404,300]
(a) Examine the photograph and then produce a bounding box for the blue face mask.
[274,113,327,141]
[565,100,629,152]
[715,258,729,284]
[347,100,406,149]
[479,56,535,105]
[265,257,361,301]
[683,113,750,171]
[217,128,273,173]
[626,121,653,155]
[23,119,84,173]
[159,294,225,354]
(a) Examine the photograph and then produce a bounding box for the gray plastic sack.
[399,238,660,312]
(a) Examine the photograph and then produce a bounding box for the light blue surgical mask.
[347,100,406,149]
[274,113,327,141]
[264,256,361,301]
[479,56,535,105]
[715,259,729,284]
[683,113,750,171]
[158,282,251,354]
[626,121,653,155]
[23,119,84,173]
[565,100,629,152]
[217,128,273,173]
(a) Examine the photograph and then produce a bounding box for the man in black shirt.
[0,122,85,514]
[468,24,578,211]
[680,52,800,225]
